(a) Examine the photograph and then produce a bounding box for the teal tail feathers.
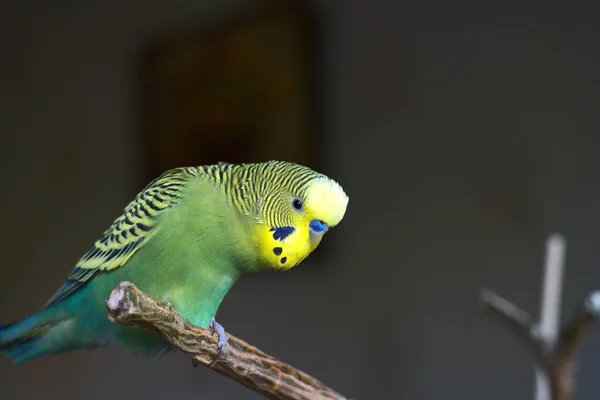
[0,309,67,363]
[0,322,15,331]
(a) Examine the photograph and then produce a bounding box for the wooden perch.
[104,281,346,400]
[479,288,600,400]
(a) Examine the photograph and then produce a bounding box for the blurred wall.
[2,1,600,399]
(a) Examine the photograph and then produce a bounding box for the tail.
[0,308,67,363]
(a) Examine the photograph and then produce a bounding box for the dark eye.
[292,197,303,211]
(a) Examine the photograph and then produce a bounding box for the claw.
[209,317,227,364]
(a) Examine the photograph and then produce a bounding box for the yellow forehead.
[303,177,349,227]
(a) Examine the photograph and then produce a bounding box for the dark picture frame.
[138,3,322,182]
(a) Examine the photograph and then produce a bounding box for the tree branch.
[104,281,347,400]
[479,288,600,400]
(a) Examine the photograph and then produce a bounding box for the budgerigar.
[0,161,349,363]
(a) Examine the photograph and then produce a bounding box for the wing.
[44,167,200,308]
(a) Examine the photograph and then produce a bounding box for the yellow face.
[252,177,349,270]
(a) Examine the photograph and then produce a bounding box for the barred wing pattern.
[44,167,200,308]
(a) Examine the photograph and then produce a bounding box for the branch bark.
[104,281,346,400]
[479,288,600,400]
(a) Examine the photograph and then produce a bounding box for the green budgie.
[0,161,349,363]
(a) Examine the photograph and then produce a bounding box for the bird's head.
[247,161,349,270]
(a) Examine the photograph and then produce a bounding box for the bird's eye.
[292,197,303,211]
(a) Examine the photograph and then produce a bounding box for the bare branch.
[105,281,347,400]
[479,289,600,400]
[479,288,545,362]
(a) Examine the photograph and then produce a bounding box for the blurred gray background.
[2,0,600,399]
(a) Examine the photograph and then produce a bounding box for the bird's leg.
[191,317,228,368]
[209,317,227,364]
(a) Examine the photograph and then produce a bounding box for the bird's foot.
[209,317,227,364]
